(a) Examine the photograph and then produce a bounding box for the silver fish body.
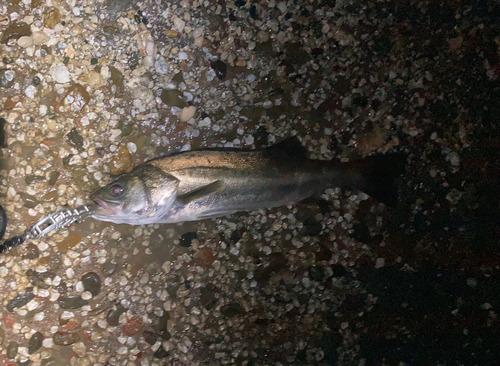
[90,139,403,225]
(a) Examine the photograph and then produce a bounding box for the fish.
[89,138,405,225]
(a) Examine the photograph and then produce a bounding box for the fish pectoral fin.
[176,180,224,205]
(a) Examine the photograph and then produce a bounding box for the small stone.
[128,51,140,70]
[58,296,89,309]
[0,69,15,88]
[17,36,33,48]
[50,64,71,83]
[28,332,44,354]
[180,106,196,122]
[155,59,169,74]
[7,288,35,312]
[256,30,269,42]
[32,31,48,45]
[123,316,142,336]
[160,89,187,108]
[23,243,39,259]
[66,128,85,152]
[132,86,154,102]
[173,18,185,32]
[179,232,197,247]
[88,71,104,88]
[43,7,61,29]
[107,304,126,326]
[81,272,101,296]
[193,26,204,38]
[102,261,117,277]
[6,341,18,359]
[210,59,227,80]
[53,331,80,346]
[166,29,178,37]
[109,143,131,175]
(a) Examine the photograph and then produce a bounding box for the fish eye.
[110,184,124,197]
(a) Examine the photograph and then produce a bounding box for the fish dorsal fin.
[177,180,224,205]
[264,137,308,161]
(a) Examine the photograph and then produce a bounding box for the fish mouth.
[89,195,120,217]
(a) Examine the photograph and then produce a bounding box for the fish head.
[89,164,179,225]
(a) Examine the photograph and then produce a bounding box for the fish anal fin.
[264,137,308,161]
[177,180,224,205]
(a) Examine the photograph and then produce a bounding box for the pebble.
[58,296,89,309]
[179,232,197,247]
[43,7,61,29]
[154,59,169,74]
[7,342,18,359]
[0,69,15,88]
[123,316,142,336]
[7,288,35,312]
[50,64,71,84]
[81,291,93,300]
[160,89,187,108]
[180,106,196,122]
[42,338,54,348]
[24,85,37,99]
[28,332,44,354]
[17,36,33,48]
[82,272,101,296]
[178,52,188,60]
[256,30,269,42]
[210,59,227,80]
[53,331,80,346]
[107,304,126,326]
[173,17,185,32]
[109,143,132,175]
[132,86,154,102]
[88,71,104,88]
[193,26,204,38]
[32,31,48,45]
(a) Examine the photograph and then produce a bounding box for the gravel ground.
[0,0,499,365]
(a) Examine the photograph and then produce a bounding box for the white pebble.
[246,74,256,83]
[81,291,92,300]
[193,26,204,38]
[32,31,48,45]
[154,59,169,74]
[26,299,40,311]
[178,52,188,60]
[42,338,54,348]
[244,134,254,145]
[75,281,84,293]
[25,85,37,98]
[132,86,154,102]
[117,346,128,355]
[17,36,33,48]
[180,105,196,122]
[173,17,185,32]
[0,267,8,277]
[39,104,47,116]
[50,63,71,83]
[33,312,45,321]
[61,311,75,320]
[127,142,137,154]
[66,268,75,279]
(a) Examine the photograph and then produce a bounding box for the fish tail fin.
[342,153,407,206]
